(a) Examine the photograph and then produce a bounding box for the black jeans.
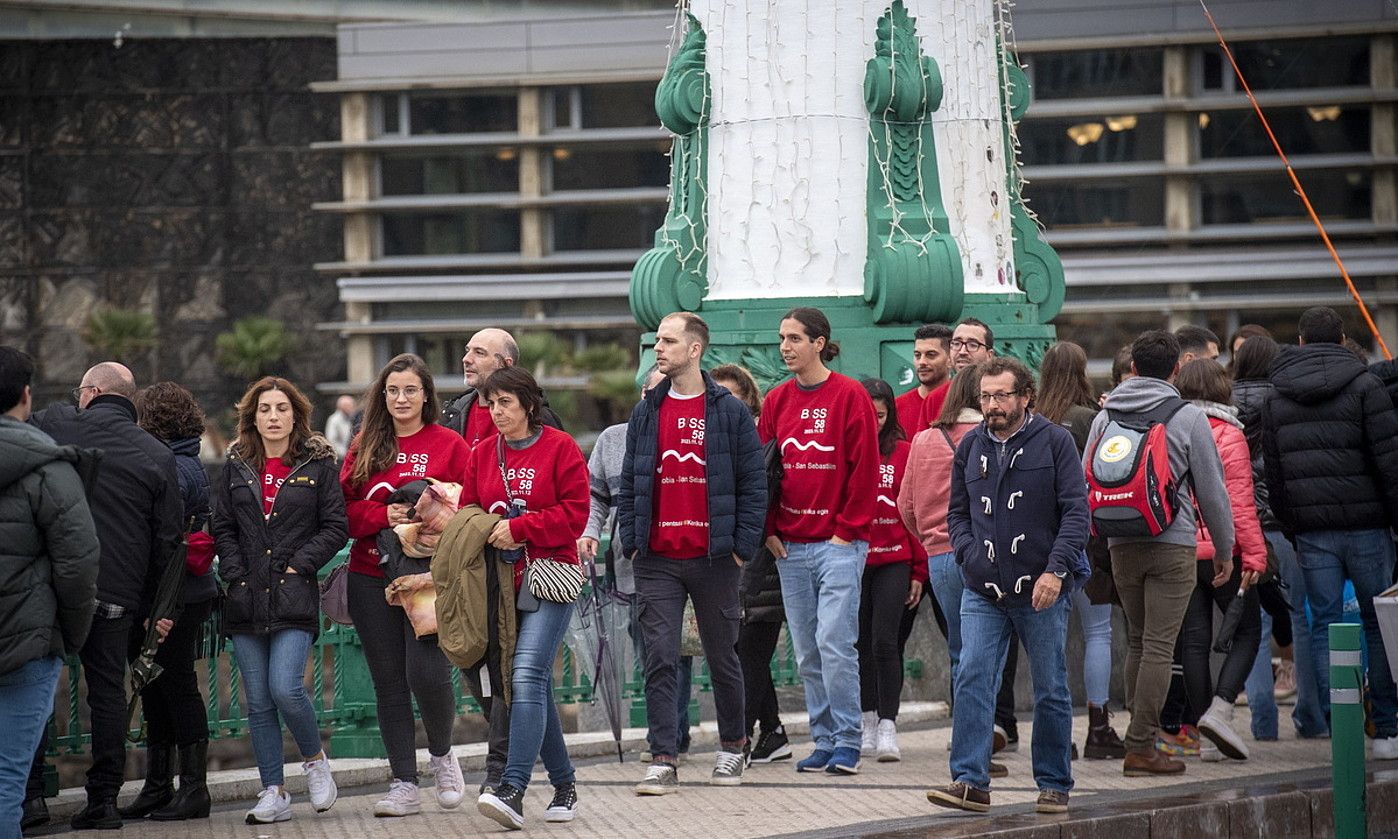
[858,563,910,720]
[80,613,135,801]
[737,620,782,736]
[347,571,456,784]
[135,598,214,746]
[1181,561,1261,724]
[634,554,745,756]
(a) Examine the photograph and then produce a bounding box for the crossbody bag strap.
[496,435,530,565]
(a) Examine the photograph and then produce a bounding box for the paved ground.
[29,706,1344,838]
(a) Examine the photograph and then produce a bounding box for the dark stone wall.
[0,37,342,422]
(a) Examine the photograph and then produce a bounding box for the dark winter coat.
[1371,359,1398,410]
[618,372,767,563]
[1262,343,1398,534]
[33,396,183,614]
[1232,378,1280,531]
[212,436,348,637]
[740,440,784,623]
[948,413,1091,605]
[0,417,100,675]
[167,436,217,604]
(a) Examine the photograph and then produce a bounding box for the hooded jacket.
[167,435,217,604]
[1371,358,1398,411]
[1232,378,1279,531]
[212,436,348,637]
[1191,402,1268,574]
[947,413,1091,605]
[1085,376,1235,557]
[0,417,100,675]
[33,396,183,613]
[618,372,767,563]
[1263,343,1398,534]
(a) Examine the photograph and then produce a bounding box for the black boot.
[21,795,49,830]
[1084,704,1127,760]
[70,798,122,830]
[150,741,210,821]
[117,745,174,819]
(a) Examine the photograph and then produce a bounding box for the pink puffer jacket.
[1194,403,1267,574]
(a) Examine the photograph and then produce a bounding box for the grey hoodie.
[1085,376,1234,556]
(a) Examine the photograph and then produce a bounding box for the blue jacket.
[948,413,1091,605]
[618,372,767,562]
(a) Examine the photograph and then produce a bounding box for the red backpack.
[1085,398,1186,537]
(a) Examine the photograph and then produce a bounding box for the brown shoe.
[989,761,1008,778]
[1123,748,1185,777]
[1036,789,1069,814]
[927,782,991,813]
[992,725,1008,754]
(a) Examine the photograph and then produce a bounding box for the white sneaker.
[1374,736,1398,760]
[430,750,465,810]
[303,755,337,813]
[373,779,422,817]
[1197,698,1249,760]
[1200,742,1224,762]
[875,719,901,762]
[860,711,878,756]
[245,786,291,824]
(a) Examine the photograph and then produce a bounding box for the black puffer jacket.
[1232,378,1280,531]
[212,437,348,637]
[740,439,784,623]
[0,417,100,675]
[33,397,183,613]
[1262,344,1398,534]
[1371,359,1398,410]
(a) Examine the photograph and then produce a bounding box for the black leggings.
[858,562,910,720]
[737,620,782,736]
[347,571,456,783]
[137,597,214,745]
[1181,561,1261,725]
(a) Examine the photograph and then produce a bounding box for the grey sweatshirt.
[583,422,633,594]
[1085,376,1235,557]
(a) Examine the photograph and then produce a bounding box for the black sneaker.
[749,726,793,764]
[477,783,525,830]
[544,783,578,823]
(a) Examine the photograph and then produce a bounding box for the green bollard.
[1329,623,1366,839]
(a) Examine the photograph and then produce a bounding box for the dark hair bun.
[821,340,841,362]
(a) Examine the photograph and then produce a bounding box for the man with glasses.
[950,319,995,374]
[927,357,1089,815]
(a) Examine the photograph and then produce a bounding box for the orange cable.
[1199,0,1392,359]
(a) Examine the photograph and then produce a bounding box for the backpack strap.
[938,427,955,453]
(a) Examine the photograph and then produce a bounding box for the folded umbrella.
[1212,584,1248,655]
[579,556,626,762]
[126,542,187,742]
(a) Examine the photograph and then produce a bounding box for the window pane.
[549,143,670,190]
[382,210,521,256]
[579,82,658,129]
[1198,106,1370,158]
[380,94,400,135]
[1202,37,1369,91]
[1026,179,1164,228]
[1200,170,1370,225]
[409,91,517,135]
[381,152,519,195]
[552,204,666,250]
[1018,114,1164,166]
[1028,49,1163,100]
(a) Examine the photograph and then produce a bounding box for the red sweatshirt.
[462,400,496,449]
[649,390,709,559]
[918,380,951,430]
[867,441,928,583]
[340,423,473,577]
[894,381,949,437]
[758,372,879,544]
[460,426,590,589]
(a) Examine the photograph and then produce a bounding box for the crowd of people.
[2,302,1398,834]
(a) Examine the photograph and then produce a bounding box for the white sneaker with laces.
[430,750,465,810]
[245,786,292,824]
[373,779,422,817]
[303,755,337,813]
[860,711,877,755]
[875,719,900,762]
[1374,735,1398,760]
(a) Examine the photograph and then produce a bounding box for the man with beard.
[895,324,951,437]
[927,357,1089,816]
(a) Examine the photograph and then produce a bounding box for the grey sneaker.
[710,751,745,786]
[635,763,679,796]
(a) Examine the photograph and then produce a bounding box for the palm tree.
[83,307,157,364]
[215,316,294,380]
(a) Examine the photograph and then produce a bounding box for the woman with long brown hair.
[339,354,472,817]
[213,377,346,824]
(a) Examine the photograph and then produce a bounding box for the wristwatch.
[1052,570,1068,579]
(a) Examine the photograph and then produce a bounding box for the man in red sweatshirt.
[759,307,879,776]
[895,323,952,437]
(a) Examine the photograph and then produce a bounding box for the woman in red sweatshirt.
[465,366,590,831]
[339,353,472,817]
[857,378,927,764]
[758,307,879,775]
[1175,358,1267,763]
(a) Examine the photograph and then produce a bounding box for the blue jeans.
[502,599,577,791]
[928,552,964,692]
[778,540,866,752]
[232,631,324,787]
[1267,531,1328,737]
[1244,609,1278,739]
[1298,529,1398,737]
[1070,589,1112,707]
[951,591,1073,794]
[0,656,61,839]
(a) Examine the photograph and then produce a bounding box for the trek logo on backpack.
[1085,397,1187,537]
